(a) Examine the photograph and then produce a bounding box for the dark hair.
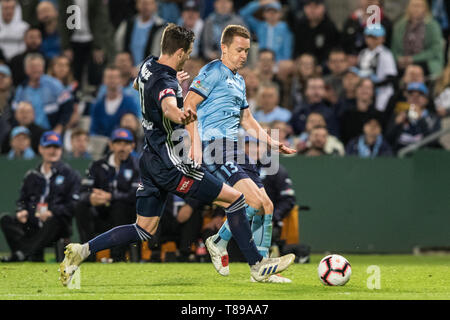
[328,47,346,59]
[161,23,195,56]
[221,24,250,46]
[258,48,276,60]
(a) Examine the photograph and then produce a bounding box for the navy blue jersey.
[136,56,189,169]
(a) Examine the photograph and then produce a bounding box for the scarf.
[357,134,383,158]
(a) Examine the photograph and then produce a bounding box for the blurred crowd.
[1,0,450,262]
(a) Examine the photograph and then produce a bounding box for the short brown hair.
[160,23,195,56]
[220,25,250,46]
[71,128,89,140]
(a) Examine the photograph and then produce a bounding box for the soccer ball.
[318,254,351,286]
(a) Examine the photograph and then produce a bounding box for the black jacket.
[16,161,81,225]
[80,153,140,206]
[260,164,297,223]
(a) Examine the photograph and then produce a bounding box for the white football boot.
[251,273,293,283]
[205,236,229,276]
[250,254,295,282]
[59,243,86,286]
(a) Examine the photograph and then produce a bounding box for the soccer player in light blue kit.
[184,25,296,283]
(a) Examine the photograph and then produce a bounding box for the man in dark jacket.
[291,0,340,66]
[75,128,140,262]
[0,131,81,262]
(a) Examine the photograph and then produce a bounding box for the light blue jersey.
[189,60,248,142]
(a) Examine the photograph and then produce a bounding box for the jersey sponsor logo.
[159,88,176,101]
[124,169,133,181]
[176,176,194,194]
[55,175,65,185]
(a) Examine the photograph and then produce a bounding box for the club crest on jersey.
[176,176,194,194]
[55,175,65,185]
[159,88,175,100]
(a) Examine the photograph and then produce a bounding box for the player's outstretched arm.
[161,96,197,125]
[240,108,296,154]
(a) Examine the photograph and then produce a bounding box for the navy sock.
[225,195,263,266]
[88,223,152,254]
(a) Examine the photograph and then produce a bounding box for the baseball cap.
[183,0,200,11]
[40,131,62,147]
[264,1,282,10]
[364,24,386,38]
[111,128,134,143]
[10,126,30,139]
[0,64,11,77]
[407,82,429,96]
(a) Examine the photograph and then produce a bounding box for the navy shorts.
[136,147,223,218]
[202,140,264,189]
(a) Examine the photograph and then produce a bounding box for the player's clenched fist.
[181,108,197,125]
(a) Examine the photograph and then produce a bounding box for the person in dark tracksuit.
[75,128,140,262]
[0,131,81,262]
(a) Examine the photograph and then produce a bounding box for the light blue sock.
[252,214,273,258]
[212,205,259,250]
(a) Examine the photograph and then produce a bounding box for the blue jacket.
[289,101,340,137]
[89,94,140,138]
[240,1,293,61]
[13,75,73,130]
[346,135,393,158]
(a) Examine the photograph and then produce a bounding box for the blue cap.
[364,24,386,37]
[111,128,134,143]
[0,64,11,77]
[40,131,62,147]
[407,82,429,96]
[10,126,30,139]
[264,1,281,10]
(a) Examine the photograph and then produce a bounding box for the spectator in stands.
[0,131,81,262]
[346,117,393,158]
[291,0,340,66]
[271,120,295,148]
[59,0,112,87]
[156,194,205,262]
[75,128,140,262]
[386,82,441,152]
[358,24,397,112]
[295,112,345,156]
[384,64,425,124]
[0,0,29,62]
[178,0,204,59]
[6,126,36,160]
[65,128,92,160]
[90,66,140,138]
[341,0,393,60]
[13,54,73,133]
[276,59,296,109]
[9,27,43,87]
[433,62,450,118]
[290,76,339,136]
[253,82,291,123]
[36,1,61,60]
[2,101,45,154]
[120,112,144,156]
[323,48,349,102]
[107,0,137,31]
[391,0,444,78]
[202,0,246,61]
[300,125,344,156]
[115,0,166,67]
[290,53,320,111]
[339,77,383,145]
[430,0,450,62]
[0,64,13,147]
[240,1,293,61]
[337,67,361,115]
[254,49,281,86]
[240,67,260,112]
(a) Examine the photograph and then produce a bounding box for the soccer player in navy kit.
[184,25,297,282]
[59,24,294,286]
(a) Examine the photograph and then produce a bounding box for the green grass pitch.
[0,254,449,300]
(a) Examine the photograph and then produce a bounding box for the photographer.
[0,131,81,262]
[75,128,140,262]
